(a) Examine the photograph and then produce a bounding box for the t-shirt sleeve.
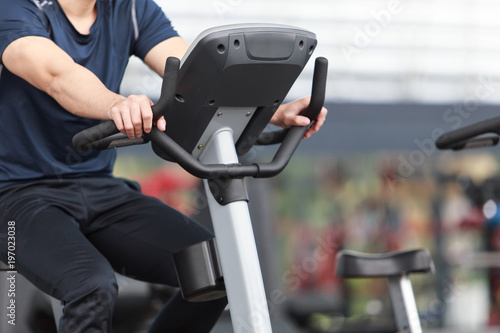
[132,0,180,60]
[0,0,51,65]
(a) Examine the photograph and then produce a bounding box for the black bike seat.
[336,249,434,278]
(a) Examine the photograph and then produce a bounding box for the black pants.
[0,177,227,332]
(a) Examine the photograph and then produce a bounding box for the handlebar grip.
[255,56,328,146]
[73,120,120,151]
[436,116,500,150]
[73,57,180,151]
[152,57,180,120]
[93,133,149,149]
[301,57,328,120]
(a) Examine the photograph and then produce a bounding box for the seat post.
[336,249,433,333]
[387,274,422,333]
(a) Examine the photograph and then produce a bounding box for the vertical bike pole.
[387,275,422,333]
[199,128,273,333]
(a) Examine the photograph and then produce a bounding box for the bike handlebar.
[435,116,500,150]
[147,116,311,179]
[72,57,180,151]
[72,56,328,180]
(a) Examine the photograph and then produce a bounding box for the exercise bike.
[70,24,327,333]
[73,24,434,333]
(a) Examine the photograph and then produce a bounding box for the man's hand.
[108,95,166,139]
[270,97,327,139]
[109,37,189,139]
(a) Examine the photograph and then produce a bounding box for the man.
[0,0,327,332]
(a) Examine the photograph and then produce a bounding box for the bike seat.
[336,249,434,278]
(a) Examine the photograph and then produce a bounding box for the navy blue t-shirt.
[0,0,178,188]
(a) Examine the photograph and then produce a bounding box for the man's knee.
[62,269,118,307]
[59,272,118,333]
[81,273,118,306]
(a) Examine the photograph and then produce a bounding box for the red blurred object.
[139,167,199,213]
[459,207,487,229]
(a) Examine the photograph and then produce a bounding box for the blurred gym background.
[5,0,500,332]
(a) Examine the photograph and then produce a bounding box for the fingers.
[108,95,154,139]
[121,105,136,139]
[304,106,327,139]
[282,113,310,128]
[295,116,311,127]
[271,98,309,128]
[157,116,167,132]
[130,101,142,137]
[271,97,327,139]
[140,97,154,134]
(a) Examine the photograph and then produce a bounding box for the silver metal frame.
[387,274,422,333]
[191,107,255,159]
[199,126,273,333]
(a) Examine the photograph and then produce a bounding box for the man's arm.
[2,36,161,139]
[143,36,189,76]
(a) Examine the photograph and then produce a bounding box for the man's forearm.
[3,36,123,120]
[46,63,125,120]
[3,36,158,139]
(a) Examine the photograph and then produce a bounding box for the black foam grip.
[72,57,180,150]
[72,120,120,151]
[301,57,328,120]
[152,57,180,120]
[436,116,500,150]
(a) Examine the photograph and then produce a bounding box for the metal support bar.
[200,128,272,333]
[387,274,422,333]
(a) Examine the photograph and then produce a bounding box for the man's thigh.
[86,186,214,286]
[0,200,115,303]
